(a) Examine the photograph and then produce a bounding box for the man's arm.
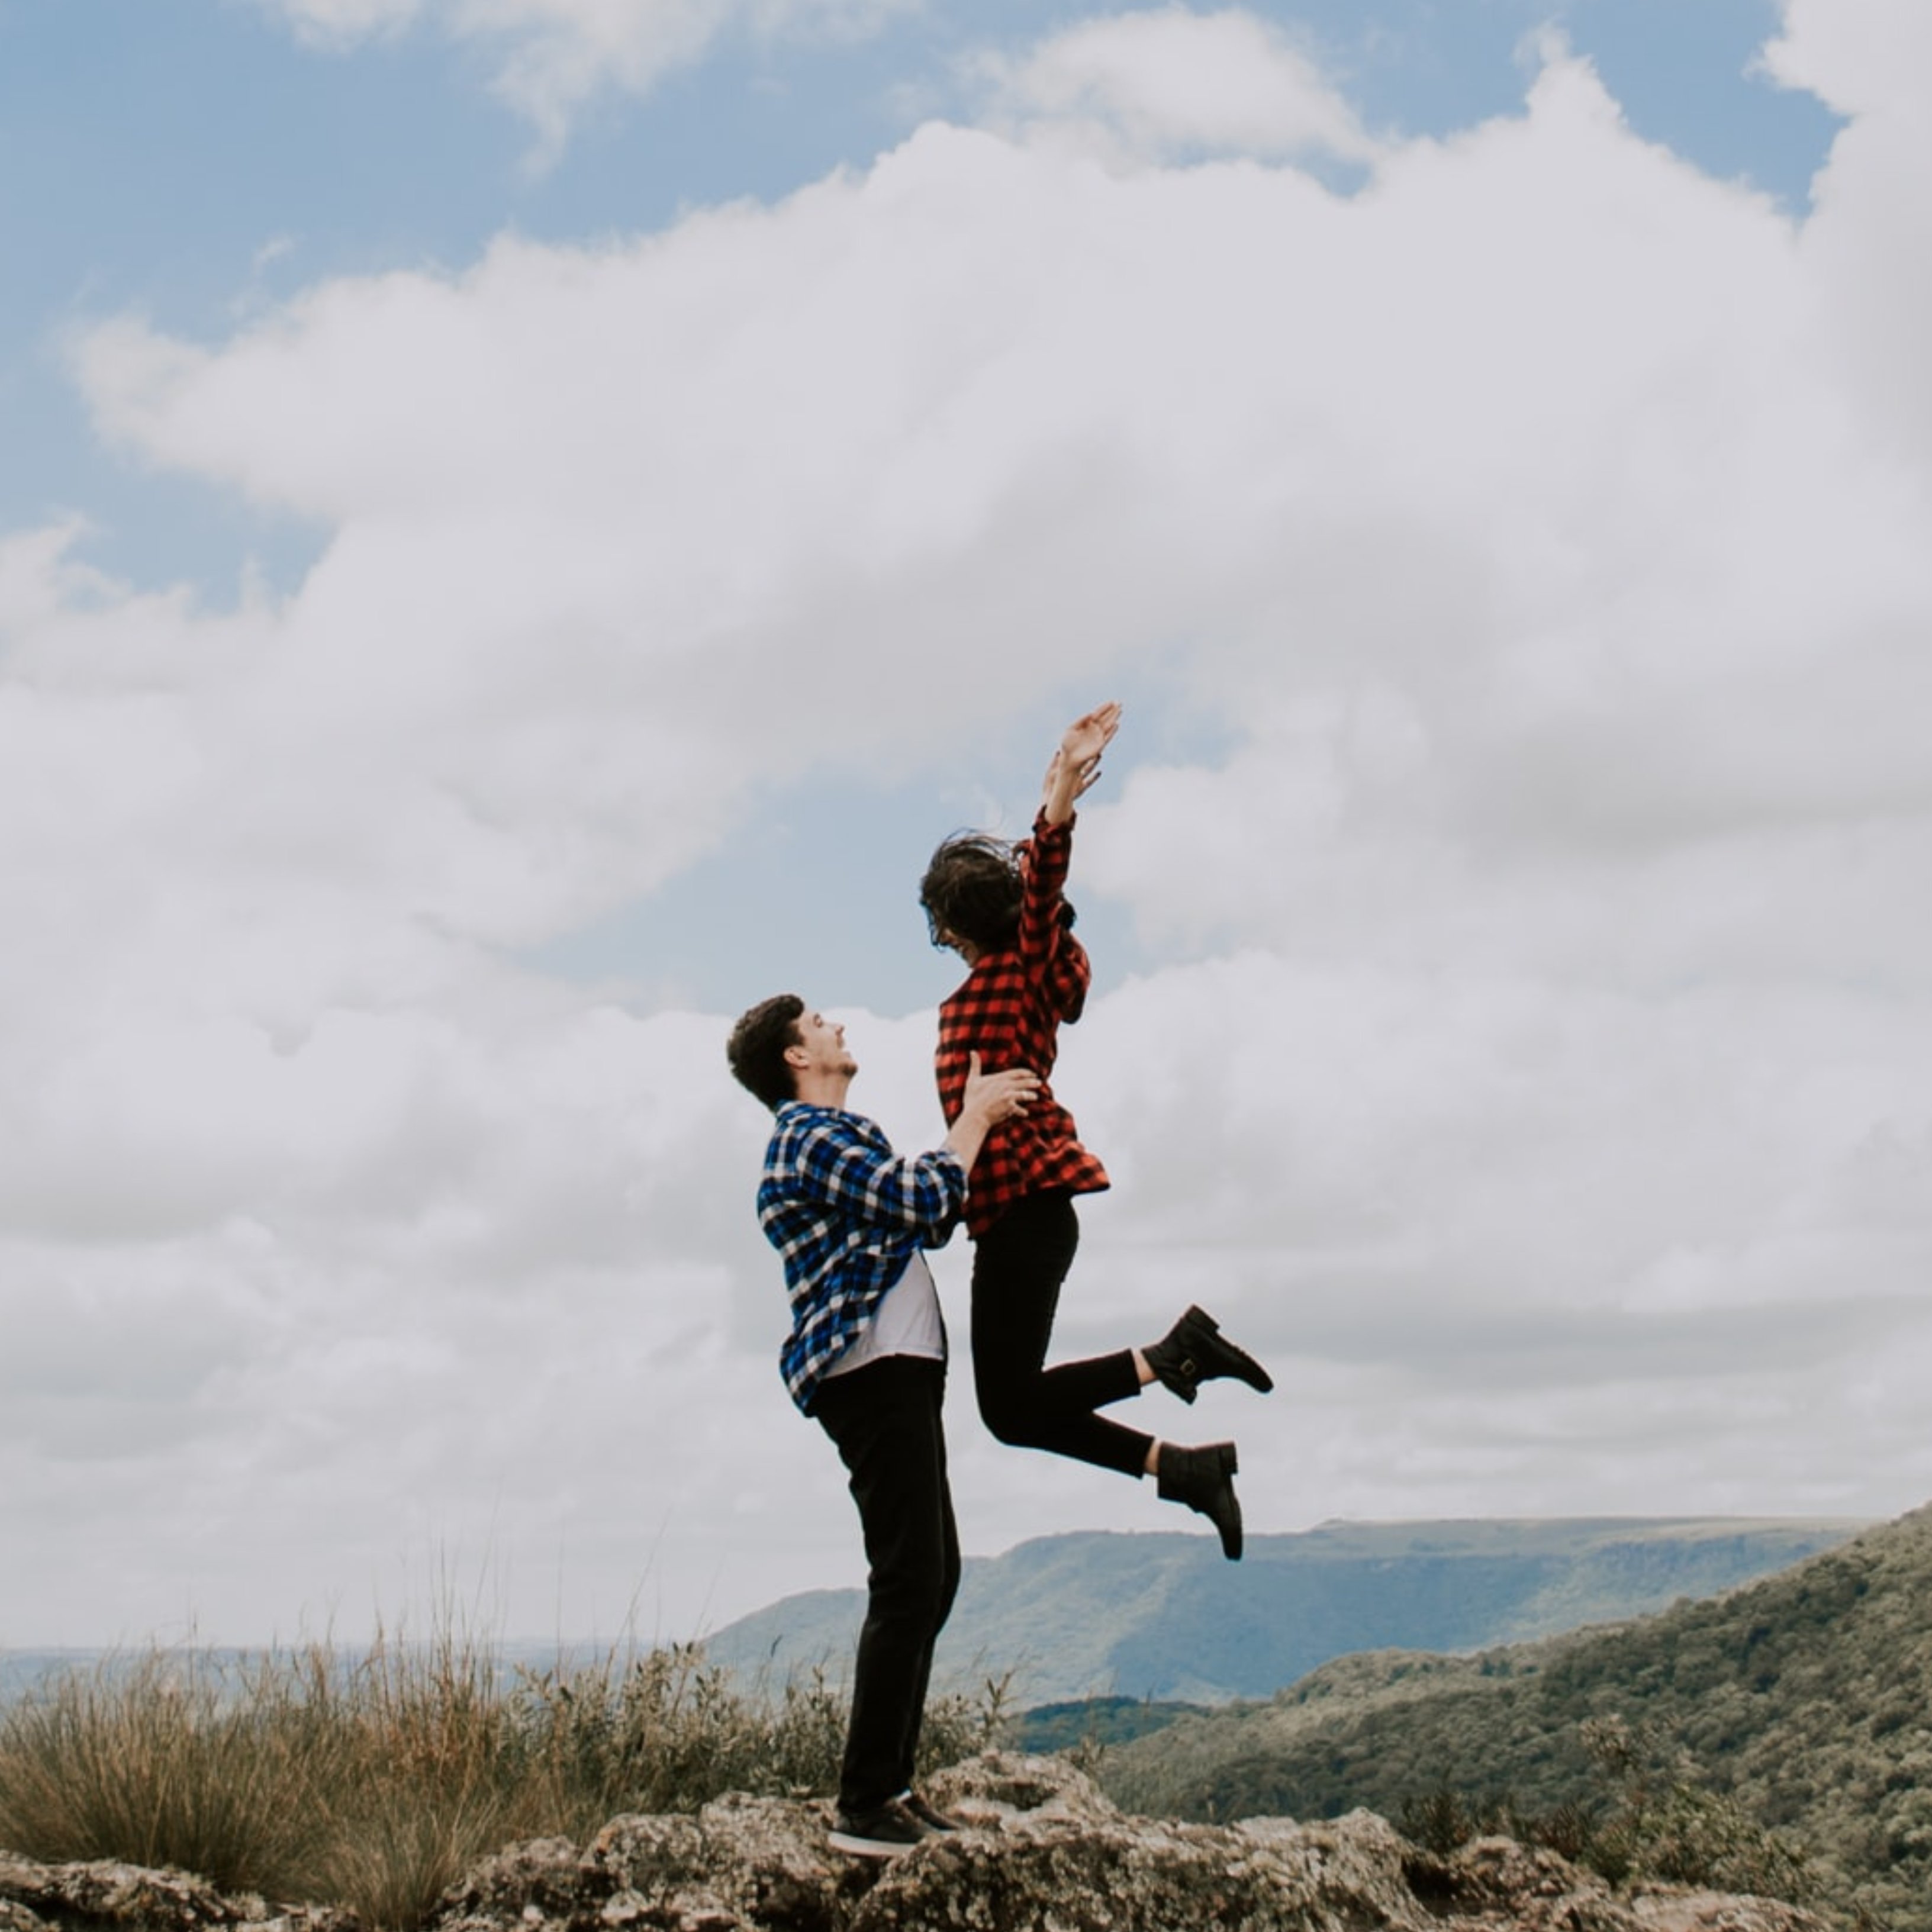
[790,1059,1036,1232]
[787,1116,962,1241]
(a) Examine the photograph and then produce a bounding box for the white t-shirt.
[823,1250,945,1379]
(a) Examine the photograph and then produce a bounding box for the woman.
[920,701,1272,1559]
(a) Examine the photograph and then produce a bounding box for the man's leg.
[811,1356,955,1819]
[971,1192,1151,1477]
[891,1390,959,1797]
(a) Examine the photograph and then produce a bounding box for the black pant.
[809,1355,960,1814]
[970,1191,1151,1479]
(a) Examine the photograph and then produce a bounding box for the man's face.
[790,1006,858,1084]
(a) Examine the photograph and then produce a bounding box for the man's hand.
[961,1050,1038,1128]
[946,1051,1039,1170]
[1042,700,1122,825]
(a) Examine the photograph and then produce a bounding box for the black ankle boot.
[1157,1441,1243,1560]
[1145,1306,1274,1405]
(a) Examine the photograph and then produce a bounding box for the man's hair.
[919,833,1024,951]
[727,993,806,1111]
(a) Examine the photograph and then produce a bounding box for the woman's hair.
[920,832,1025,952]
[726,992,805,1111]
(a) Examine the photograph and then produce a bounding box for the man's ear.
[783,1041,809,1071]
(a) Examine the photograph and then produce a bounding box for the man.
[727,993,1036,1858]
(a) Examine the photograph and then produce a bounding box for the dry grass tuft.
[0,1629,1005,1930]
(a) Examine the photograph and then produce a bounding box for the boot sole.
[1212,1441,1241,1559]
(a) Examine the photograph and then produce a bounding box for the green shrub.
[1573,1714,1812,1901]
[1389,1714,1812,1905]
[1395,1779,1506,1857]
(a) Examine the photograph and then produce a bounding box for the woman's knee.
[975,1382,1049,1448]
[980,1409,1061,1453]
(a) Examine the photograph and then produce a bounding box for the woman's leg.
[970,1192,1151,1477]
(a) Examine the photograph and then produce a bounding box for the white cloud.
[266,0,424,42]
[1762,0,1932,459]
[9,6,1932,1640]
[967,7,1381,169]
[251,0,912,158]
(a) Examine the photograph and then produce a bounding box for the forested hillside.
[1100,1502,1932,1930]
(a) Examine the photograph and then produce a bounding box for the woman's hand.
[1042,701,1122,823]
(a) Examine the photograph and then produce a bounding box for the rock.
[1624,1895,1830,1932]
[438,1837,602,1932]
[0,1852,349,1932]
[584,1799,851,1932]
[857,1759,1437,1931]
[0,1854,252,1928]
[1,1753,1836,1932]
[1421,1833,1640,1931]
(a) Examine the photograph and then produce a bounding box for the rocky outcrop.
[2,1754,1833,1932]
[0,1851,350,1932]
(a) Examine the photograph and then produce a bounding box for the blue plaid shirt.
[757,1102,966,1412]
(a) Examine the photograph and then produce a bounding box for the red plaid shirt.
[935,810,1111,1238]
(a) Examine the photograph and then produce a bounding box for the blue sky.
[4,0,1836,600]
[4,0,1930,1650]
[2,0,1839,1017]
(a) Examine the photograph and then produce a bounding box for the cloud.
[967,7,1381,169]
[265,0,424,42]
[9,6,1932,1638]
[1761,0,1932,458]
[251,0,912,159]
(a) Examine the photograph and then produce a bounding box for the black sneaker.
[828,1798,930,1858]
[900,1791,962,1833]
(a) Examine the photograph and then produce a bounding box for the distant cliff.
[701,1516,1864,1705]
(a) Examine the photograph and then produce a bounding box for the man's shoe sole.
[827,1828,920,1858]
[829,1803,929,1858]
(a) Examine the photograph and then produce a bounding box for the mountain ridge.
[697,1514,1865,1706]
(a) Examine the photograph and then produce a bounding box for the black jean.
[970,1190,1151,1479]
[809,1354,960,1814]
